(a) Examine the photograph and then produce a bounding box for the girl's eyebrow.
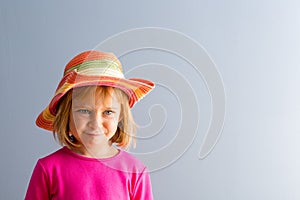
[103,106,118,110]
[72,104,119,110]
[72,104,92,108]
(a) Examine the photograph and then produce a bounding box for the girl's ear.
[118,118,124,131]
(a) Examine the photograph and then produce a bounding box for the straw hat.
[36,50,155,131]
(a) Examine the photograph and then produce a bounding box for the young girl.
[25,50,155,199]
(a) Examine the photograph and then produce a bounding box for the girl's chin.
[81,137,111,147]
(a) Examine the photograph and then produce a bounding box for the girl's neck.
[71,144,119,159]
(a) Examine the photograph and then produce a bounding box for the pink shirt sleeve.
[25,160,50,200]
[132,168,153,200]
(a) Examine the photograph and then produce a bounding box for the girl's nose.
[88,112,104,130]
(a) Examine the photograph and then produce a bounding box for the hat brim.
[36,70,154,131]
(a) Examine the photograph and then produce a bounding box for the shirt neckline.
[62,146,122,162]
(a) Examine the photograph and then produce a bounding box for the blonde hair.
[53,86,136,150]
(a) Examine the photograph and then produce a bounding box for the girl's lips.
[84,132,104,136]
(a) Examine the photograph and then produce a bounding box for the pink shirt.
[25,147,153,200]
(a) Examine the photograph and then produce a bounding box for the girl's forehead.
[71,86,125,108]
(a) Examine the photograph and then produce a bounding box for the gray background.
[1,0,300,199]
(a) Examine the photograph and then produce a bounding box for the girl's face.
[69,86,121,154]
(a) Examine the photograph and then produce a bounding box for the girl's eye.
[78,109,91,114]
[103,110,114,116]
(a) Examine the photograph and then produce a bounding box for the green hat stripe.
[64,60,120,75]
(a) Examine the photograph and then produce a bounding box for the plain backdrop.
[1,0,300,199]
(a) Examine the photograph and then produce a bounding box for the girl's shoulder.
[37,147,70,166]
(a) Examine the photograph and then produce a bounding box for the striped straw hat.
[36,50,155,131]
